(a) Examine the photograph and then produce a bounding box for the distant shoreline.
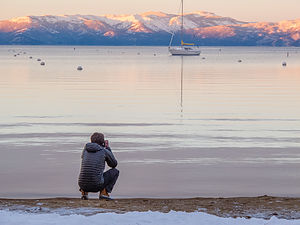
[1,45,300,47]
[1,196,300,219]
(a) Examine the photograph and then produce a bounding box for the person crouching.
[78,132,119,200]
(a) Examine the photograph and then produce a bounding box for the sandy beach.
[1,196,300,220]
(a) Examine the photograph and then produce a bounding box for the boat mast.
[181,0,183,46]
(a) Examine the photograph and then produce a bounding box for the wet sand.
[1,196,300,220]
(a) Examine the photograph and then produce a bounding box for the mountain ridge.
[0,11,299,46]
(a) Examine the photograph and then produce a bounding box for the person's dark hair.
[91,132,105,146]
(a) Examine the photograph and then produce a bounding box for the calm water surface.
[0,46,300,198]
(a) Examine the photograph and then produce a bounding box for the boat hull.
[169,47,201,56]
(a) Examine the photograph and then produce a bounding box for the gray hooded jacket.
[78,143,117,192]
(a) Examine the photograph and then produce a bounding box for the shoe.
[81,195,89,200]
[99,188,113,200]
[80,189,89,200]
[99,195,112,200]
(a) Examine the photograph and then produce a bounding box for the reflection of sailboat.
[180,56,184,113]
[169,0,201,56]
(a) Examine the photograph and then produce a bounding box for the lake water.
[0,46,300,198]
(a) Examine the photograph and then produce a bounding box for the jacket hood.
[85,143,103,153]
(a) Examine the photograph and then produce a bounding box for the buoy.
[282,62,287,67]
[77,66,83,71]
[40,62,45,66]
[37,58,41,61]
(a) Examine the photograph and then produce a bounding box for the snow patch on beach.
[1,210,299,225]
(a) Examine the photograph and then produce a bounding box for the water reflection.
[180,56,184,114]
[0,46,300,198]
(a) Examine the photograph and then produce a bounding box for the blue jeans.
[100,168,119,193]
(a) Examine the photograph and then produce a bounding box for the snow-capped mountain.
[0,11,299,46]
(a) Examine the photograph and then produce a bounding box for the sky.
[1,0,300,22]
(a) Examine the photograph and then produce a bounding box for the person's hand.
[105,140,109,148]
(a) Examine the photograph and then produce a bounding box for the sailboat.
[169,0,201,56]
